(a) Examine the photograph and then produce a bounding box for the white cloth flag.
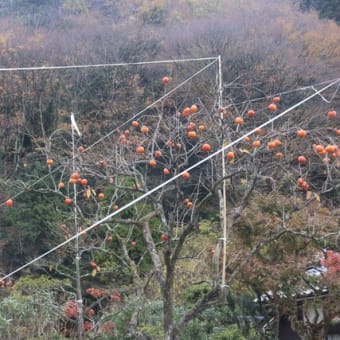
[70,113,81,137]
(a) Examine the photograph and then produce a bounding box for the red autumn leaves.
[63,289,121,333]
[321,250,340,276]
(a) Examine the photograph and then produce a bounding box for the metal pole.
[217,56,228,292]
[71,115,84,339]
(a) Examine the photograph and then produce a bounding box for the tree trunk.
[163,282,174,337]
[163,249,176,340]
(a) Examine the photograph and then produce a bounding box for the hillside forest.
[0,0,339,339]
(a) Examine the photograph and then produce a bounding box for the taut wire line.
[0,57,218,72]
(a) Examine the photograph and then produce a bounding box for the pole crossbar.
[0,57,218,72]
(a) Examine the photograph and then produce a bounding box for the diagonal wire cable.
[226,77,340,106]
[0,58,218,206]
[83,58,218,152]
[1,77,338,281]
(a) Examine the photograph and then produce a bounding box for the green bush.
[0,291,63,339]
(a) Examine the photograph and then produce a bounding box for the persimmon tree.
[50,72,340,340]
[1,61,223,338]
[0,55,339,340]
[0,4,339,337]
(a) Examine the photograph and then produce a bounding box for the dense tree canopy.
[299,0,340,23]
